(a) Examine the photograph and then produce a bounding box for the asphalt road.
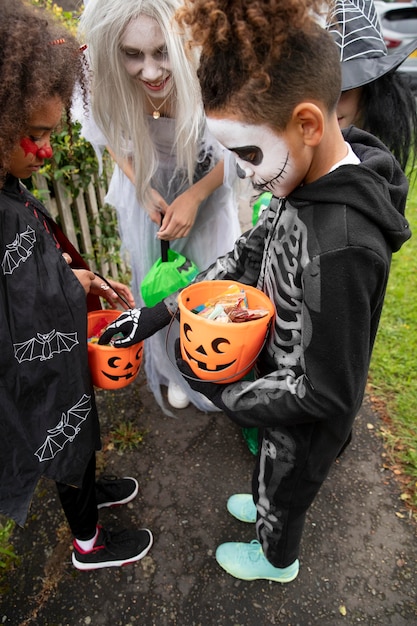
[1,370,416,626]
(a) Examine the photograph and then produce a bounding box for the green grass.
[368,179,417,514]
[109,420,146,452]
[0,519,18,572]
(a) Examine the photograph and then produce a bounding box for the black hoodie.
[169,127,411,441]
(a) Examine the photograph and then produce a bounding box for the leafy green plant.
[27,1,126,275]
[30,121,127,278]
[111,421,146,452]
[29,0,82,29]
[40,122,101,197]
[0,519,18,570]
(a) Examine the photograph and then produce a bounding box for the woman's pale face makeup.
[8,96,62,180]
[120,15,172,100]
[337,87,363,129]
[207,117,308,198]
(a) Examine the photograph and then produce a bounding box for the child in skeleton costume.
[248,0,417,456]
[100,0,411,582]
[77,0,242,414]
[0,0,152,571]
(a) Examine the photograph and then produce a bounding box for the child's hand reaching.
[90,276,135,310]
[64,244,135,310]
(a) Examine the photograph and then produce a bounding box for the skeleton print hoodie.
[167,126,411,444]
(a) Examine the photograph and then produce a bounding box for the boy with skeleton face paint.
[101,0,411,582]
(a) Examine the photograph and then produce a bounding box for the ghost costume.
[80,113,241,414]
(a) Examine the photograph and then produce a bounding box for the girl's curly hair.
[177,0,340,128]
[0,0,85,186]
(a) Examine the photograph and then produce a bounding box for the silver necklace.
[144,89,172,119]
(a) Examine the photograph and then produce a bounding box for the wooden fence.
[33,170,127,281]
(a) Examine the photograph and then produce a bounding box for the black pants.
[56,453,98,541]
[253,422,348,568]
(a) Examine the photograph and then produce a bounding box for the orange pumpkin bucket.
[177,280,275,383]
[87,310,143,390]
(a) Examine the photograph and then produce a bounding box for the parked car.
[374,1,417,89]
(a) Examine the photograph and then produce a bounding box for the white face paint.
[207,117,305,198]
[120,15,173,100]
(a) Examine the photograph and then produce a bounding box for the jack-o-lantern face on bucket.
[101,344,143,384]
[182,322,236,373]
[177,280,275,384]
[87,311,144,390]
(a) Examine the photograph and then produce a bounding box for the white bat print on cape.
[14,329,79,362]
[34,394,92,462]
[1,226,36,275]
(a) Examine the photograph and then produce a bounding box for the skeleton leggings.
[253,422,346,567]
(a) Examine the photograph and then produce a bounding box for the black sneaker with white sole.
[95,476,139,509]
[72,526,153,570]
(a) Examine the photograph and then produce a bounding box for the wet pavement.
[1,371,416,626]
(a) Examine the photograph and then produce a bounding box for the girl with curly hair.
[0,0,152,570]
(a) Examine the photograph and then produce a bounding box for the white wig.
[78,0,204,205]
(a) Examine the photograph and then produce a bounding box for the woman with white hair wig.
[78,0,242,414]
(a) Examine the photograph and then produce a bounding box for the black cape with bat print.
[0,175,101,526]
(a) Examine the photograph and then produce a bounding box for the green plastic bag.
[252,192,272,226]
[242,427,259,455]
[141,240,199,307]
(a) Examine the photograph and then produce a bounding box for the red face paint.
[20,137,38,156]
[20,137,53,160]
[37,146,53,159]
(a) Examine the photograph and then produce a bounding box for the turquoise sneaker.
[227,493,257,523]
[216,540,299,582]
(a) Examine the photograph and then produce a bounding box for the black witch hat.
[326,0,417,91]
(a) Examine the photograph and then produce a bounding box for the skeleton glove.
[98,301,172,347]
